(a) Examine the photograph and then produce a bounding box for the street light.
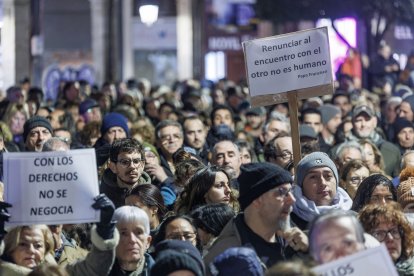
[139,0,159,26]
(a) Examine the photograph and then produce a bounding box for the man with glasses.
[264,132,293,171]
[204,162,307,269]
[101,138,151,208]
[292,152,353,230]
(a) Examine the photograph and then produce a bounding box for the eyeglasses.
[276,151,293,160]
[350,176,366,185]
[115,158,145,168]
[275,186,293,198]
[371,227,401,242]
[166,232,196,241]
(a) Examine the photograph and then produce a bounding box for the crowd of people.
[0,41,413,275]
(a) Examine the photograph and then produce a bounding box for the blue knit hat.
[295,152,338,188]
[210,247,263,276]
[100,112,129,137]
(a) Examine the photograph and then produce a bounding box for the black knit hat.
[23,115,53,142]
[238,162,293,210]
[394,117,414,141]
[151,250,203,276]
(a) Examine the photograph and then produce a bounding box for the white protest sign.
[312,244,398,276]
[242,27,333,106]
[4,149,100,226]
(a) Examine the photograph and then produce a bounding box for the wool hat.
[79,98,99,115]
[295,152,338,187]
[397,167,414,209]
[23,115,53,142]
[403,94,414,114]
[318,104,341,124]
[238,162,293,210]
[100,112,129,137]
[151,250,203,276]
[246,106,266,116]
[394,118,414,139]
[154,240,205,274]
[209,247,263,276]
[352,105,374,119]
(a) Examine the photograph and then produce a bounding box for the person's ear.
[108,160,117,174]
[146,235,152,248]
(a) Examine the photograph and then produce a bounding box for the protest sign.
[243,27,334,167]
[312,244,398,276]
[4,149,100,226]
[242,27,333,107]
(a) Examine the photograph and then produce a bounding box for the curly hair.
[358,202,414,260]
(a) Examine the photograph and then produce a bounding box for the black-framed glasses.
[371,227,401,242]
[276,151,293,160]
[115,158,145,168]
[166,232,196,241]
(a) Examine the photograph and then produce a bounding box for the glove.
[92,194,115,239]
[0,202,12,241]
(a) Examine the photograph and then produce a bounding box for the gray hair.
[335,140,363,161]
[42,137,70,152]
[113,206,150,235]
[308,209,365,262]
[263,112,291,134]
[401,150,414,169]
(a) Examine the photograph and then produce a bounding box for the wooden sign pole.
[288,91,301,171]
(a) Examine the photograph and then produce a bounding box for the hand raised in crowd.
[92,194,116,239]
[0,201,12,240]
[145,163,168,183]
[277,227,309,252]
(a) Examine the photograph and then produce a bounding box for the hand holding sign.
[92,194,116,240]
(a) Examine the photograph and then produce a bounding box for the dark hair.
[109,138,145,162]
[175,166,236,213]
[210,104,234,125]
[206,125,235,148]
[236,140,257,163]
[152,214,200,250]
[301,108,322,122]
[340,159,369,181]
[190,203,235,237]
[126,184,167,222]
[351,174,397,212]
[174,159,205,188]
[331,91,350,104]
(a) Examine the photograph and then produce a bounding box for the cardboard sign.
[4,149,100,226]
[242,27,333,106]
[312,244,398,276]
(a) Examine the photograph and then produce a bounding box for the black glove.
[92,194,115,240]
[0,202,12,241]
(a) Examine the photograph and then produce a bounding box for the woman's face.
[10,111,26,135]
[344,167,370,199]
[125,195,157,229]
[369,185,394,205]
[116,221,151,265]
[204,172,231,204]
[11,228,45,268]
[371,221,402,262]
[165,218,197,247]
[363,143,375,167]
[240,147,252,164]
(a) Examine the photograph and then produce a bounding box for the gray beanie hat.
[295,152,338,188]
[319,104,341,124]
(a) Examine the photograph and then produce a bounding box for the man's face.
[213,109,234,130]
[399,102,414,122]
[333,96,352,118]
[344,166,369,199]
[212,141,242,177]
[339,148,362,167]
[116,222,151,266]
[183,119,207,150]
[158,125,184,157]
[255,183,295,226]
[303,113,323,135]
[274,137,293,169]
[84,107,102,123]
[398,127,414,149]
[312,217,364,264]
[110,151,144,186]
[302,167,337,206]
[263,120,289,144]
[26,126,52,152]
[353,114,377,138]
[104,127,127,145]
[326,113,342,135]
[246,114,264,130]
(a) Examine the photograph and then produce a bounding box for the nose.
[380,197,387,205]
[285,191,296,204]
[27,243,36,253]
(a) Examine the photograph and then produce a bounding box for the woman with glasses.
[339,159,370,199]
[152,215,201,252]
[351,173,397,212]
[359,202,414,275]
[174,166,239,214]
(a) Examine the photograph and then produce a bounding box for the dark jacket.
[100,168,151,208]
[109,253,155,276]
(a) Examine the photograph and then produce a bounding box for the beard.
[277,214,291,232]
